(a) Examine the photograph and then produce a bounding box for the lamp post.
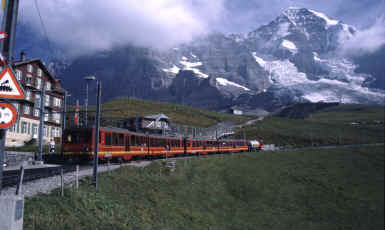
[84,75,96,127]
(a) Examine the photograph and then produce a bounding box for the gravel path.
[1,161,152,198]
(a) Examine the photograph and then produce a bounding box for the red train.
[62,126,249,162]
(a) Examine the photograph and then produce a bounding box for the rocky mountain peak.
[45,7,385,113]
[282,7,340,29]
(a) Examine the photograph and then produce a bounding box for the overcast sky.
[7,0,385,56]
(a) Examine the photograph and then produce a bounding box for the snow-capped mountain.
[47,7,385,112]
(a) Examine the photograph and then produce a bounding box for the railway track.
[2,143,383,190]
[1,165,76,188]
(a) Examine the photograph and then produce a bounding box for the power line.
[33,0,55,56]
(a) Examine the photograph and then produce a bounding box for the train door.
[125,135,130,152]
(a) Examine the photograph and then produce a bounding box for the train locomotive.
[62,126,250,162]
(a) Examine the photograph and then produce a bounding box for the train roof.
[64,126,246,142]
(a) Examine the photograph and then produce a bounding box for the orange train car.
[62,126,249,161]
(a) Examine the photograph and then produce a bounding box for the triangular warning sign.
[0,66,25,99]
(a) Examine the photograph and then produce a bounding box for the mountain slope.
[47,7,385,112]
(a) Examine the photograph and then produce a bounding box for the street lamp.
[84,75,96,127]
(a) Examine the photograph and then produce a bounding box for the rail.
[1,165,76,188]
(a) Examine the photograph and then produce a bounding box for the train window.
[119,134,124,146]
[131,135,135,146]
[105,133,112,145]
[153,138,158,147]
[136,136,141,145]
[99,132,102,143]
[150,138,154,147]
[112,133,118,146]
[141,136,145,145]
[137,136,142,145]
[63,129,91,144]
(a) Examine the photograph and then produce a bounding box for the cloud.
[9,0,385,57]
[17,0,227,57]
[338,17,385,56]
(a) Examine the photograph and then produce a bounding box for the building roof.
[13,58,58,83]
[144,114,169,121]
[13,58,66,94]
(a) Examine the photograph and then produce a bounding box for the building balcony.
[51,86,65,94]
[44,119,62,126]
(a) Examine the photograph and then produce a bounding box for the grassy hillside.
[24,146,384,229]
[234,104,384,146]
[88,97,253,127]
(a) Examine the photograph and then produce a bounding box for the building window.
[45,95,50,106]
[27,64,33,73]
[36,78,41,89]
[44,126,48,137]
[16,70,22,81]
[25,74,33,86]
[53,113,61,123]
[50,127,55,138]
[23,105,31,115]
[37,68,42,77]
[35,94,41,107]
[44,113,49,121]
[46,82,51,91]
[32,124,38,137]
[21,122,27,134]
[53,97,61,107]
[34,108,39,117]
[26,90,32,100]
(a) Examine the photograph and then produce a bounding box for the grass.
[24,146,384,229]
[234,105,384,147]
[86,97,253,128]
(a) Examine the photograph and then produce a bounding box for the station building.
[5,54,65,147]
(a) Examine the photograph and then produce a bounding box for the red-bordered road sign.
[0,102,17,129]
[0,31,7,40]
[0,66,25,99]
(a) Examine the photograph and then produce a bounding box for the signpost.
[0,102,17,129]
[0,65,24,195]
[0,2,26,229]
[0,66,25,99]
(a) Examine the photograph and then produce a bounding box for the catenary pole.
[37,85,46,162]
[93,80,101,191]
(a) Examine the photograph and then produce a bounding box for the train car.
[62,126,249,162]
